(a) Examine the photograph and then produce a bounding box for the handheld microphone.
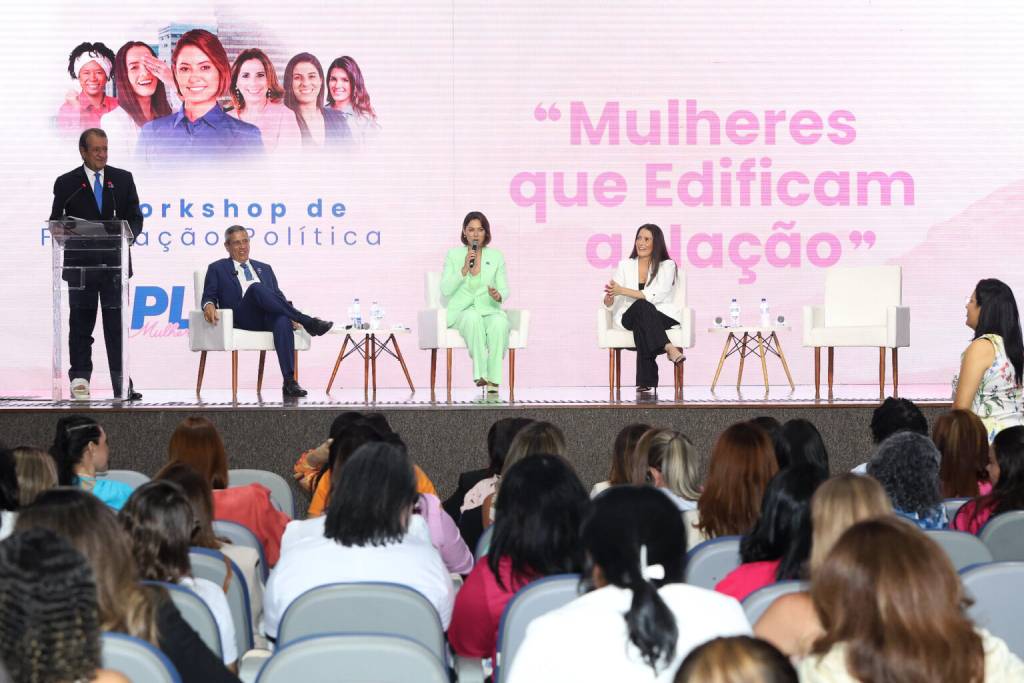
[468,240,479,269]
[62,183,89,216]
[106,180,118,218]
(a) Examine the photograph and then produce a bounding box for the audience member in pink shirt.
[953,425,1024,533]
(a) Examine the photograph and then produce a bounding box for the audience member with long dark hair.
[449,454,588,662]
[50,415,132,510]
[640,429,701,511]
[482,420,567,527]
[715,464,824,601]
[15,489,240,682]
[262,443,455,639]
[953,424,1024,533]
[750,416,787,469]
[591,422,652,496]
[799,517,1024,681]
[166,416,289,565]
[694,423,778,544]
[954,278,1024,442]
[674,636,797,683]
[934,409,992,498]
[0,529,128,683]
[867,431,947,529]
[754,474,892,657]
[120,480,238,667]
[508,486,750,682]
[778,420,829,475]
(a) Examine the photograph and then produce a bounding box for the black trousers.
[621,299,679,387]
[68,273,125,391]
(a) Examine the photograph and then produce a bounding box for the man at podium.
[49,127,144,400]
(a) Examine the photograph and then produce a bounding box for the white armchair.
[188,269,311,398]
[417,272,530,400]
[597,271,695,397]
[802,265,910,398]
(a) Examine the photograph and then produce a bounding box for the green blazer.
[440,246,509,326]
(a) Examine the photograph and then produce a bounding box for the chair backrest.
[189,547,254,654]
[143,580,222,659]
[741,580,808,625]
[925,529,994,571]
[671,267,687,308]
[979,510,1024,561]
[425,272,444,309]
[228,469,295,518]
[101,632,182,683]
[961,562,1024,659]
[255,633,449,683]
[824,266,901,327]
[495,574,582,683]
[212,520,268,582]
[475,525,494,562]
[276,582,446,662]
[684,536,742,589]
[943,497,971,522]
[193,269,205,309]
[100,469,150,489]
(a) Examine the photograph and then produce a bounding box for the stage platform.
[0,384,953,509]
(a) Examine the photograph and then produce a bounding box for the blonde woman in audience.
[753,474,892,657]
[482,420,566,527]
[798,517,1024,681]
[691,423,777,548]
[590,422,651,496]
[639,428,701,511]
[16,488,241,682]
[11,446,58,507]
[508,486,750,682]
[674,636,797,683]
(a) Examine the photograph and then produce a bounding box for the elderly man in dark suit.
[201,225,333,397]
[49,127,143,400]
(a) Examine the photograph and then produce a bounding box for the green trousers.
[453,309,510,385]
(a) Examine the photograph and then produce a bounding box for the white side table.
[707,325,795,390]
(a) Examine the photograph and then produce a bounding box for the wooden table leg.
[711,333,732,391]
[773,333,796,390]
[326,336,349,393]
[389,335,416,392]
[736,333,749,388]
[370,335,378,394]
[756,332,769,391]
[892,348,899,398]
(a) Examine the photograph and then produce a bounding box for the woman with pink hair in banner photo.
[56,42,118,133]
[326,56,380,145]
[283,53,352,149]
[137,29,263,162]
[101,42,173,159]
[228,48,301,154]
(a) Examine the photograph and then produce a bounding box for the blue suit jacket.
[200,258,286,313]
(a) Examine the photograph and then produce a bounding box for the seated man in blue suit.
[201,225,333,397]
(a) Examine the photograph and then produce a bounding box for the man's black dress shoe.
[283,380,308,397]
[305,318,334,336]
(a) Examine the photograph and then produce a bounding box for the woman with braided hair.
[508,486,750,682]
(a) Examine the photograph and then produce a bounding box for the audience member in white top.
[589,422,651,497]
[263,443,455,639]
[638,428,701,512]
[507,486,750,683]
[119,480,238,666]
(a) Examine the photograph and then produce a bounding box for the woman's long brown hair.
[697,423,778,538]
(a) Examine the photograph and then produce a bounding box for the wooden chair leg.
[814,347,821,399]
[231,351,238,399]
[196,351,207,394]
[257,351,266,393]
[827,347,834,397]
[430,349,437,394]
[615,349,622,392]
[892,348,899,398]
[509,349,516,401]
[879,347,886,398]
[608,348,615,395]
[446,348,453,401]
[294,351,299,382]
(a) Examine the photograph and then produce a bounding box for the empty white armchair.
[417,272,530,400]
[596,271,695,396]
[802,266,910,398]
[188,269,311,398]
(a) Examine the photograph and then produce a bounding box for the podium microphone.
[468,240,479,269]
[106,180,118,218]
[62,183,89,216]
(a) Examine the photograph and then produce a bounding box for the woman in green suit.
[441,211,509,392]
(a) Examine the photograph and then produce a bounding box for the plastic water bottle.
[729,298,741,327]
[350,298,362,328]
[369,301,384,330]
[759,297,771,327]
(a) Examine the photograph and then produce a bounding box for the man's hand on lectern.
[203,303,219,324]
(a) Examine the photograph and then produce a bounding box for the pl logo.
[130,286,189,337]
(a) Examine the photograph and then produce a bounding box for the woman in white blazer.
[603,224,684,392]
